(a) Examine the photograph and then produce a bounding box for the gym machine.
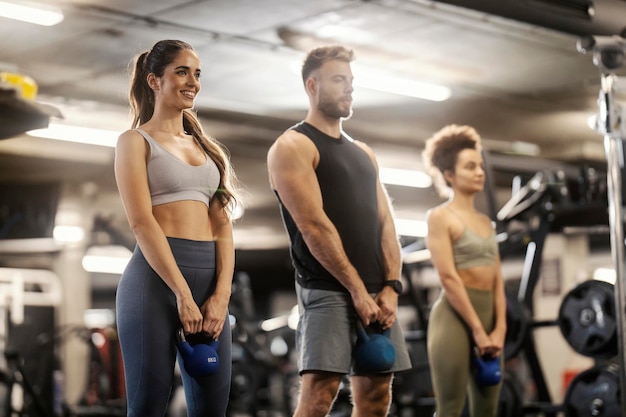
[577,34,626,416]
[496,166,616,416]
[0,267,62,417]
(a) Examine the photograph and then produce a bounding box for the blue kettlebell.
[176,328,220,378]
[472,347,501,386]
[354,321,396,372]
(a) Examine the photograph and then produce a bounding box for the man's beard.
[318,96,353,120]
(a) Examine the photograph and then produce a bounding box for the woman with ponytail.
[114,40,239,417]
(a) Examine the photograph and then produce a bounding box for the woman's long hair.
[128,40,239,214]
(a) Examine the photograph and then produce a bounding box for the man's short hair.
[301,45,355,84]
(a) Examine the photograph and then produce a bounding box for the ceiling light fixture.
[355,76,451,102]
[53,225,85,243]
[27,123,121,147]
[379,167,432,188]
[0,1,64,26]
[353,65,451,102]
[290,62,451,102]
[82,245,133,275]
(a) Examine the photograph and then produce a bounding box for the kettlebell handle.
[473,346,493,360]
[357,321,369,341]
[177,328,219,347]
[473,346,481,359]
[357,321,391,340]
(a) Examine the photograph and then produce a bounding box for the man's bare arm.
[267,131,380,324]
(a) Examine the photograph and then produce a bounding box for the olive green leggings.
[427,288,502,417]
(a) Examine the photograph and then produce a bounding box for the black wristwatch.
[383,280,403,295]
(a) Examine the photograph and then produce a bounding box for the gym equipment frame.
[578,34,626,414]
[0,268,62,417]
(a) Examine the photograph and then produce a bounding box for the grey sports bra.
[449,208,498,269]
[136,129,220,208]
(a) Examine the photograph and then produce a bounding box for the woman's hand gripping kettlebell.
[176,328,220,378]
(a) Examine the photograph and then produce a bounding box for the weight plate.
[498,373,523,417]
[558,280,617,359]
[564,364,621,417]
[504,290,529,360]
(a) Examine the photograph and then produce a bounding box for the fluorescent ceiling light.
[402,248,431,264]
[82,245,133,274]
[289,62,451,102]
[355,76,451,101]
[288,305,299,330]
[395,219,428,237]
[53,225,85,243]
[353,66,451,102]
[260,315,289,332]
[380,167,432,188]
[84,309,116,329]
[27,123,121,147]
[0,1,64,26]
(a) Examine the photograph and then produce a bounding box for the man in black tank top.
[267,45,411,417]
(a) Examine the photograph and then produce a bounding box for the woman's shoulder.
[118,128,145,141]
[115,129,151,155]
[427,203,451,217]
[426,204,454,226]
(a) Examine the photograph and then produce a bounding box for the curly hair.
[422,124,482,197]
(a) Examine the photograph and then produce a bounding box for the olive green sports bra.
[449,209,498,269]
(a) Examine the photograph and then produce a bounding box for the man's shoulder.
[274,128,312,147]
[268,128,316,162]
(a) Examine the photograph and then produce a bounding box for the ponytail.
[129,51,154,128]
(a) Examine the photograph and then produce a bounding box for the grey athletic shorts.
[295,283,412,375]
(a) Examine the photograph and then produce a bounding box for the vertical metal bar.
[600,73,626,413]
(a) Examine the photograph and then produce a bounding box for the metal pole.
[599,73,626,412]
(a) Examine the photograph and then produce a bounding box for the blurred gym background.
[1,0,626,416]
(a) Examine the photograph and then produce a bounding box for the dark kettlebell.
[472,347,501,386]
[176,328,220,377]
[354,321,396,372]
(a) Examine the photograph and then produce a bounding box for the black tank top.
[275,121,385,293]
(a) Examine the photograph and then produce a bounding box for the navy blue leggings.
[116,237,232,417]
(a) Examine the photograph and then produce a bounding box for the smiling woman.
[113,39,240,417]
